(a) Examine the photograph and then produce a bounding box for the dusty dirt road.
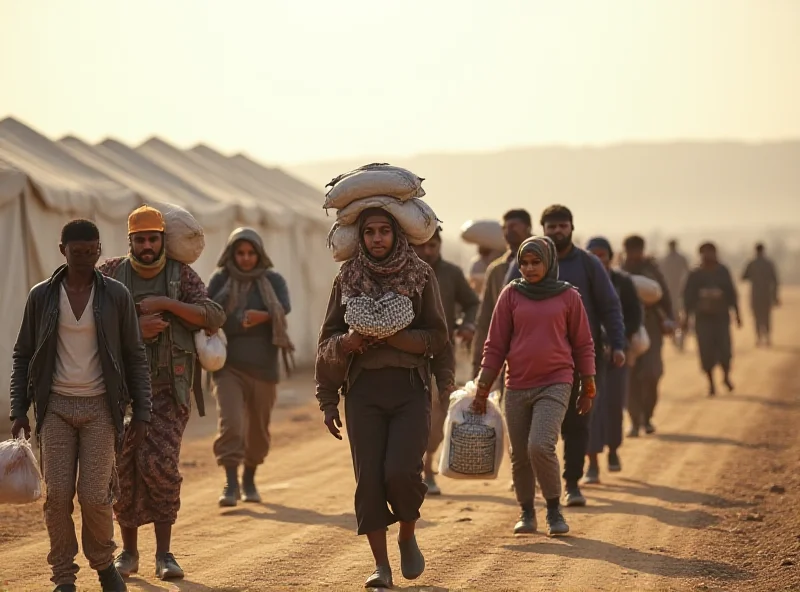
[2,289,800,592]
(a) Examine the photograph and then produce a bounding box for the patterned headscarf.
[338,208,430,300]
[510,236,574,300]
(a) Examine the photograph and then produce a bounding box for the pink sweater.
[481,285,596,390]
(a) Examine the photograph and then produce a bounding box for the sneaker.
[627,426,640,438]
[155,553,184,580]
[398,535,425,580]
[241,466,262,503]
[218,479,240,507]
[564,485,587,507]
[513,509,537,534]
[97,564,127,592]
[365,564,393,589]
[53,586,77,592]
[546,507,570,537]
[424,474,441,496]
[113,550,139,577]
[644,422,656,435]
[608,451,622,472]
[583,466,600,484]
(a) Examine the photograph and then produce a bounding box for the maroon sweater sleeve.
[480,286,514,377]
[567,289,596,377]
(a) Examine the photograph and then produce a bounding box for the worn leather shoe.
[155,553,185,580]
[97,564,127,592]
[364,564,393,588]
[398,535,425,580]
[242,466,262,503]
[546,508,570,537]
[219,465,240,507]
[113,550,139,577]
[564,485,587,507]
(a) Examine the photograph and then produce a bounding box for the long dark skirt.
[605,362,629,451]
[344,367,431,535]
[695,313,732,372]
[585,357,609,456]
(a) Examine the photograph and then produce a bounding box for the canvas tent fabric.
[59,137,237,281]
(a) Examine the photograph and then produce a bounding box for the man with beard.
[585,237,642,481]
[10,220,151,592]
[98,206,226,581]
[471,210,533,380]
[684,242,741,396]
[412,227,480,495]
[505,205,626,505]
[621,236,676,436]
[742,243,780,347]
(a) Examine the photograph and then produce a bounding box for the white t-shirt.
[51,284,105,397]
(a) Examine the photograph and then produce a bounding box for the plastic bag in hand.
[0,437,42,505]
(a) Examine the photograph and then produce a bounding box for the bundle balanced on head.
[315,164,453,589]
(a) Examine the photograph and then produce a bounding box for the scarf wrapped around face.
[212,227,295,372]
[129,244,168,279]
[337,208,430,300]
[510,236,574,300]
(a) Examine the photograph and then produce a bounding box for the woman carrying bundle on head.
[473,236,596,537]
[207,228,293,507]
[315,208,450,589]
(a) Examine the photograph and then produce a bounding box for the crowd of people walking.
[7,187,782,590]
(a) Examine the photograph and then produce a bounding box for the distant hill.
[287,142,800,244]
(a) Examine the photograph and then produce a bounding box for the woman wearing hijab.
[473,236,596,537]
[207,228,294,507]
[316,208,450,589]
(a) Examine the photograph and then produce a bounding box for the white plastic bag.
[0,437,42,505]
[460,219,506,252]
[326,223,359,262]
[631,274,663,305]
[439,382,505,480]
[336,197,438,245]
[627,324,651,366]
[158,203,205,265]
[324,163,425,211]
[194,329,227,372]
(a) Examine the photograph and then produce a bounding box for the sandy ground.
[2,290,800,592]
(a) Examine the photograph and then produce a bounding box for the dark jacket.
[10,265,152,437]
[609,269,643,340]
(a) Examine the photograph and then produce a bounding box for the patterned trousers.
[41,394,118,586]
[504,383,572,503]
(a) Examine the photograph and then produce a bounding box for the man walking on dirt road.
[10,220,152,592]
[99,206,225,581]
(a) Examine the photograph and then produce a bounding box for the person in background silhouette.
[683,242,741,396]
[660,239,690,351]
[741,243,779,347]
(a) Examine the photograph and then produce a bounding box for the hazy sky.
[1,0,798,163]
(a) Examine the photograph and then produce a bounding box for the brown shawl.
[338,209,430,300]
[213,227,295,374]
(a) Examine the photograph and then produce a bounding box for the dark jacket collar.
[47,265,109,290]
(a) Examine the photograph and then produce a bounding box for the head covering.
[128,205,165,235]
[510,236,574,301]
[586,236,614,260]
[212,227,294,373]
[337,208,430,299]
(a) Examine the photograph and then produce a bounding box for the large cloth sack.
[0,437,42,505]
[344,292,415,339]
[326,223,359,262]
[324,163,425,211]
[439,382,505,480]
[158,203,205,265]
[631,274,663,305]
[460,219,506,252]
[627,323,651,366]
[194,329,227,372]
[336,197,438,245]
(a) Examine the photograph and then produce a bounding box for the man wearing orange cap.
[98,205,226,581]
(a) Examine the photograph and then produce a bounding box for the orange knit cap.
[128,205,165,234]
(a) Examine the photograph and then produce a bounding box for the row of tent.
[0,117,340,403]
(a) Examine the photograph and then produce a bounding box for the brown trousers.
[213,366,277,468]
[41,394,118,586]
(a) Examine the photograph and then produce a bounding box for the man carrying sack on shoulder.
[98,205,226,581]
